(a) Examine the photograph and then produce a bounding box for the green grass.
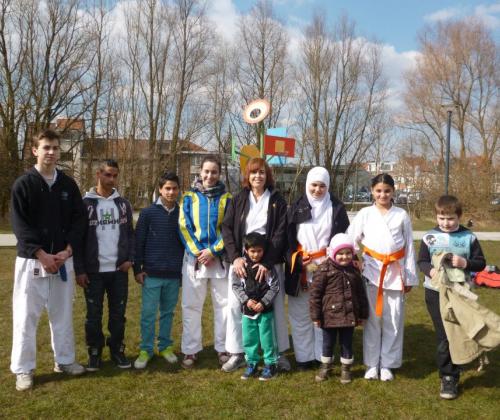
[0,243,500,419]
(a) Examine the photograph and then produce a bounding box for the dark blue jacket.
[134,201,184,280]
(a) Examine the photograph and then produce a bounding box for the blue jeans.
[140,277,180,355]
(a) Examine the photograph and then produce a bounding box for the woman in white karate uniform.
[285,167,350,369]
[347,173,418,381]
[221,158,290,372]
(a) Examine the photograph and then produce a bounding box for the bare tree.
[234,0,290,148]
[404,18,499,163]
[295,14,388,195]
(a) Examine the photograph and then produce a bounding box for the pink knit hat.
[327,233,354,260]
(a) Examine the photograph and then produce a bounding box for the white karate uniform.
[226,189,290,354]
[181,253,228,354]
[11,257,76,374]
[347,205,418,369]
[289,167,332,363]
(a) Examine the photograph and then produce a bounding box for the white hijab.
[297,167,333,275]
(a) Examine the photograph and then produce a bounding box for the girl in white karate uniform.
[347,173,418,381]
[285,167,350,369]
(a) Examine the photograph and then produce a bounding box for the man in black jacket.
[10,129,86,391]
[75,159,134,371]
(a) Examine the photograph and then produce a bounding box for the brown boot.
[315,363,332,382]
[340,363,352,384]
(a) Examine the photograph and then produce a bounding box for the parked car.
[491,197,500,206]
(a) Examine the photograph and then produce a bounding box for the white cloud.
[380,45,420,110]
[424,7,461,22]
[424,3,500,29]
[475,3,500,29]
[206,0,239,41]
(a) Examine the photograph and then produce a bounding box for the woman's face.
[308,181,327,200]
[201,161,220,189]
[248,166,266,192]
[371,182,394,208]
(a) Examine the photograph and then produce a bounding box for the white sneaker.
[277,354,291,372]
[380,367,394,381]
[221,354,246,372]
[364,366,379,380]
[54,362,86,375]
[16,372,33,391]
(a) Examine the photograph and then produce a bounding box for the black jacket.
[285,194,350,296]
[75,194,134,275]
[221,187,287,269]
[11,167,86,259]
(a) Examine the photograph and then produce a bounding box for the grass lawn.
[0,243,499,418]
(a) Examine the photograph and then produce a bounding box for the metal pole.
[444,110,452,195]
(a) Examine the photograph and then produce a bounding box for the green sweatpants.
[242,310,278,366]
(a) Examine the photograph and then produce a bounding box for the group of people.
[10,129,486,400]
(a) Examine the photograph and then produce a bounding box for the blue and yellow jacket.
[179,189,232,257]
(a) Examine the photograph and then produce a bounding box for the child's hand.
[430,268,437,278]
[247,299,257,310]
[451,255,467,269]
[254,302,264,313]
[135,272,146,285]
[313,320,321,328]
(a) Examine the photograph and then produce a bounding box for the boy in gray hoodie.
[75,159,134,371]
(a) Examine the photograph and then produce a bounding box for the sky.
[207,0,500,109]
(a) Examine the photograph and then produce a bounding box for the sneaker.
[54,362,86,375]
[110,345,132,369]
[440,376,458,400]
[86,348,102,372]
[221,353,246,372]
[218,352,230,365]
[315,363,332,382]
[380,367,394,382]
[159,347,178,364]
[181,354,197,369]
[134,350,152,369]
[277,354,291,372]
[364,366,379,380]
[340,364,352,384]
[259,364,277,381]
[240,364,259,380]
[16,372,33,391]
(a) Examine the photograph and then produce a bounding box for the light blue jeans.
[140,277,180,356]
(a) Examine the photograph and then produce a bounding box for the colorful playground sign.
[264,135,295,158]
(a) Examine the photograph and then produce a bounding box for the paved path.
[1,231,500,247]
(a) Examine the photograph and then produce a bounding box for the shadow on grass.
[399,323,437,379]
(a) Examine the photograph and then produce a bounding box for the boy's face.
[334,248,353,266]
[159,180,179,206]
[97,166,119,191]
[246,246,264,263]
[32,138,60,167]
[437,213,460,232]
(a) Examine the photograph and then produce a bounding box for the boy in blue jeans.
[232,232,279,381]
[134,172,184,368]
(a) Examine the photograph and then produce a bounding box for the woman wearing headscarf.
[221,158,290,372]
[285,167,350,369]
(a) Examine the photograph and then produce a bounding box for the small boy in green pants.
[232,232,279,381]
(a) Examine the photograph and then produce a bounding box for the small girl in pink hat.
[309,233,369,383]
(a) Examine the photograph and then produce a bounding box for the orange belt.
[291,244,327,289]
[364,246,405,317]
